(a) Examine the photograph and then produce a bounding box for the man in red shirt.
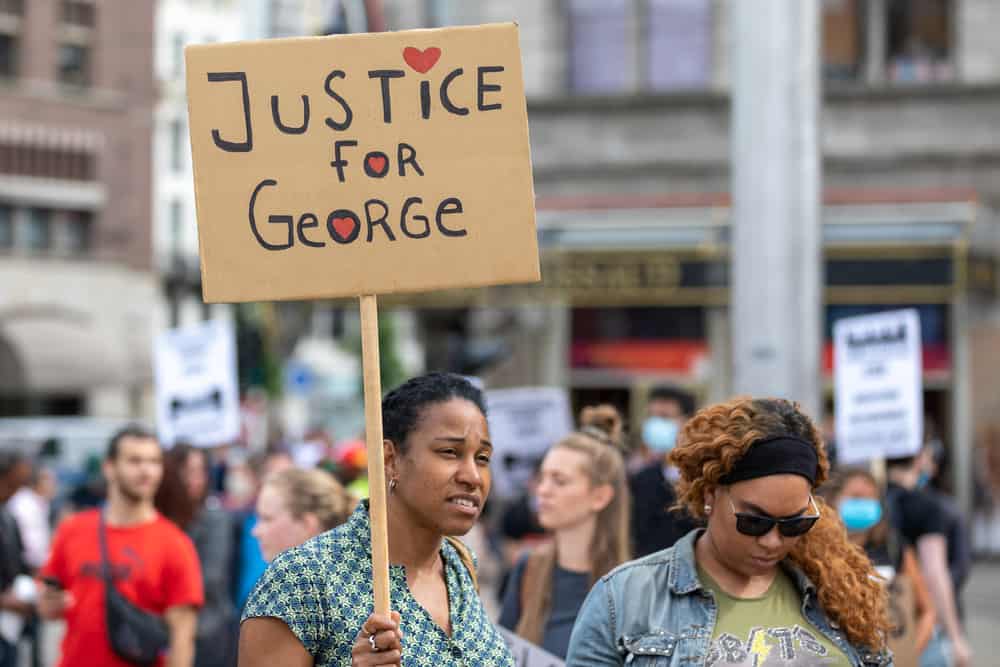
[38,427,204,667]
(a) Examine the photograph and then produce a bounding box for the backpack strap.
[444,536,478,592]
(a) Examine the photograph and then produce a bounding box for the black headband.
[719,435,819,486]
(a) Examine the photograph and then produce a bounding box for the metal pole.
[951,293,973,517]
[731,0,823,419]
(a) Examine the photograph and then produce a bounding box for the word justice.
[206,65,504,153]
[247,179,467,251]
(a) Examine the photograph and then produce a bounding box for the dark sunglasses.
[727,494,820,538]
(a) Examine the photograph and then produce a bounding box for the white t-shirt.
[7,488,50,570]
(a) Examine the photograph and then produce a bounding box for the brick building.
[0,0,156,417]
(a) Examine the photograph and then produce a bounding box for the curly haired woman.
[567,397,893,666]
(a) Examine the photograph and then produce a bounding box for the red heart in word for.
[403,46,441,74]
[367,155,388,174]
[331,217,358,240]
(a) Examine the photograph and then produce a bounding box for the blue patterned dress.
[242,502,514,666]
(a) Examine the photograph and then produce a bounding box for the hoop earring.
[389,478,397,493]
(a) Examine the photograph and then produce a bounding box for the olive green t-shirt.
[699,566,851,667]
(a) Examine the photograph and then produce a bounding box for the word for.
[330,141,423,183]
[248,179,467,251]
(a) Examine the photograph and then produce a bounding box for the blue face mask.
[838,498,883,533]
[916,472,931,489]
[642,417,679,453]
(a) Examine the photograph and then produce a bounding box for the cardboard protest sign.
[834,309,923,464]
[154,319,240,448]
[485,387,574,498]
[185,23,539,303]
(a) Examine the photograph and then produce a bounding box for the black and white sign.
[485,387,574,498]
[834,309,923,464]
[498,628,566,667]
[155,319,240,448]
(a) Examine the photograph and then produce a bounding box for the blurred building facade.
[154,0,242,330]
[9,0,997,517]
[375,0,1000,516]
[0,0,156,418]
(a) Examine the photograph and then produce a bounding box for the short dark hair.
[886,455,918,469]
[648,386,696,417]
[382,372,487,454]
[0,448,26,478]
[106,425,158,461]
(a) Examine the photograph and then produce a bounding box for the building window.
[567,0,712,95]
[888,0,953,83]
[0,34,15,78]
[823,0,863,82]
[170,199,183,258]
[568,0,631,94]
[58,42,91,87]
[0,142,95,180]
[645,0,711,91]
[25,208,51,252]
[0,205,12,249]
[0,0,21,80]
[0,0,23,15]
[823,0,954,85]
[65,210,92,254]
[170,119,185,172]
[172,33,185,77]
[61,0,95,28]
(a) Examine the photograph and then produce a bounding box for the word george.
[248,179,467,251]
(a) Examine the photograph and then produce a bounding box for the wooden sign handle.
[360,294,390,614]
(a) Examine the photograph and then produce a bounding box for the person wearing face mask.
[820,468,935,667]
[568,397,893,666]
[628,386,701,557]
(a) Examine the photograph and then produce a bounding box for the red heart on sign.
[367,155,387,174]
[403,47,441,74]
[331,217,357,240]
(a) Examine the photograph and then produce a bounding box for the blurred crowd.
[0,385,977,666]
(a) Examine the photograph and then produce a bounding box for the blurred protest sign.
[486,387,574,498]
[185,23,538,302]
[155,319,240,448]
[185,24,539,617]
[499,628,565,667]
[834,309,923,464]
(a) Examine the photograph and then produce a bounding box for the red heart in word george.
[332,217,358,240]
[403,47,441,74]
[367,155,388,174]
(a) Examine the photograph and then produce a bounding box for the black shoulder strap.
[886,527,904,572]
[97,510,115,585]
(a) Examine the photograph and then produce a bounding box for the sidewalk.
[966,559,1000,665]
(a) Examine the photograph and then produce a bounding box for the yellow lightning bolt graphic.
[748,630,774,666]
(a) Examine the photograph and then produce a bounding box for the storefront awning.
[0,315,128,394]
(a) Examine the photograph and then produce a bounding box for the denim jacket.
[566,530,893,666]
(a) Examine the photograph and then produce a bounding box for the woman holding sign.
[239,373,512,667]
[567,397,894,666]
